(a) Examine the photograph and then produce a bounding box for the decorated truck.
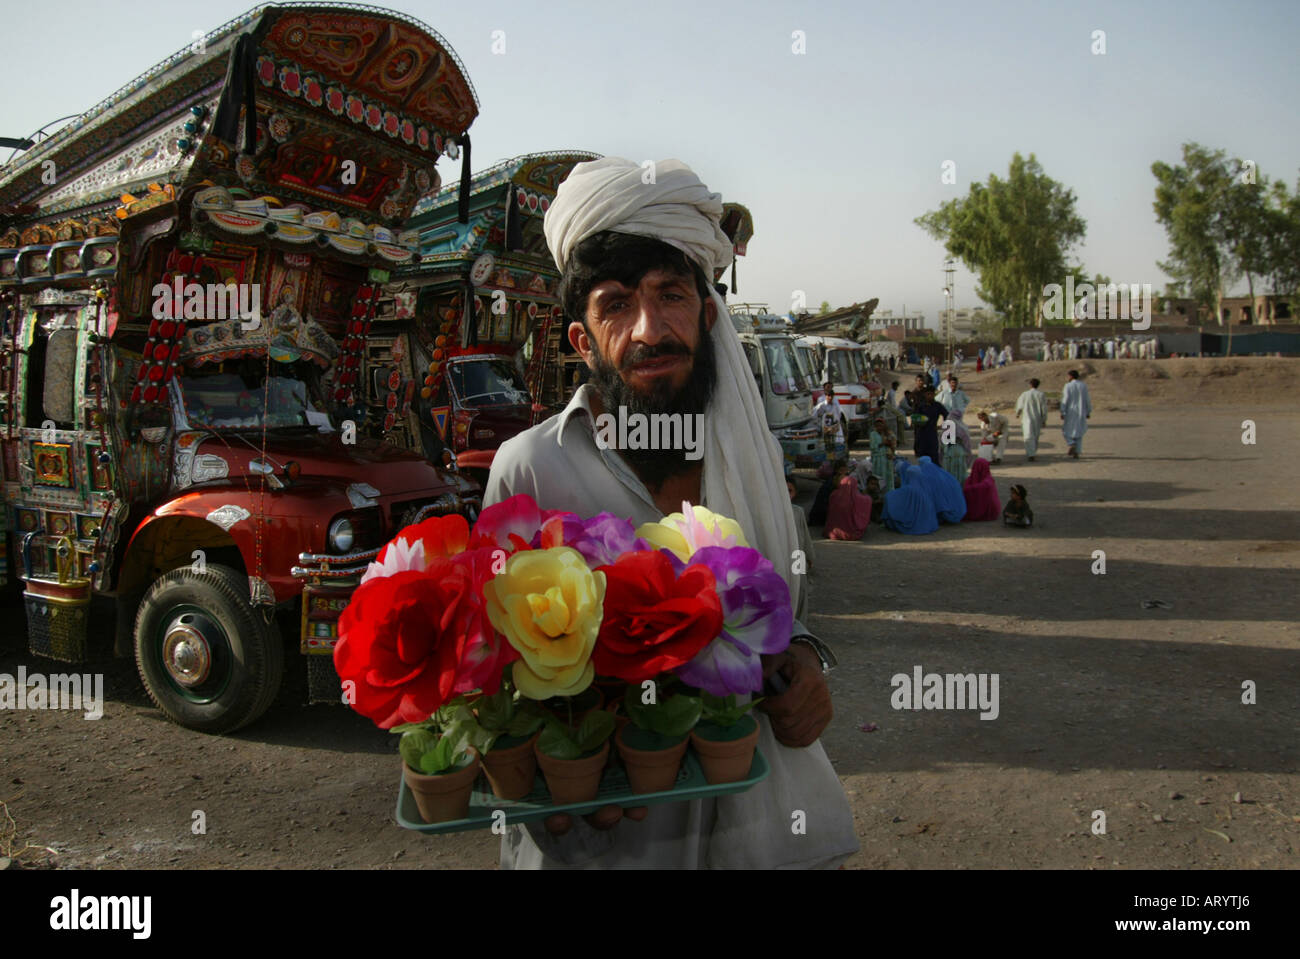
[0,4,482,732]
[383,150,599,482]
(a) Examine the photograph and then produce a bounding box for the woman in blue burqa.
[915,455,967,523]
[882,461,939,534]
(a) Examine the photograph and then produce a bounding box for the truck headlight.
[328,517,354,553]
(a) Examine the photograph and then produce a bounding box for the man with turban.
[485,157,858,869]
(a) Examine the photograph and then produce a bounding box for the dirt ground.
[2,358,1297,870]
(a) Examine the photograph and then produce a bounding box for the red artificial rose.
[448,547,519,696]
[334,562,474,729]
[593,550,723,683]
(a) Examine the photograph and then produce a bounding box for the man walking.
[1060,369,1092,458]
[1014,377,1048,460]
[487,157,857,868]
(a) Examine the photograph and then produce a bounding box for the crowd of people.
[1033,336,1159,361]
[805,357,1090,541]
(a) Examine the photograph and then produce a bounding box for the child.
[1003,484,1034,527]
[865,474,884,523]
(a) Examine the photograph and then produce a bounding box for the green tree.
[818,301,831,315]
[1264,178,1300,301]
[970,309,1005,342]
[1152,143,1287,350]
[916,153,1087,328]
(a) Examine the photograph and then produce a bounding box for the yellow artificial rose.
[483,546,606,700]
[635,504,750,562]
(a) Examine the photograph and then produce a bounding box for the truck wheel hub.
[162,619,213,687]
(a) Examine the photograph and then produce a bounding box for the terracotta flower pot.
[403,747,480,824]
[534,739,610,805]
[481,732,540,801]
[616,725,689,795]
[691,715,760,785]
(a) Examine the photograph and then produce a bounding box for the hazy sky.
[3,0,1296,327]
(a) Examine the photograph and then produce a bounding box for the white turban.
[544,157,804,618]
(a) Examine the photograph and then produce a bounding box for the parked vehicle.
[731,307,820,470]
[794,334,874,441]
[0,5,482,732]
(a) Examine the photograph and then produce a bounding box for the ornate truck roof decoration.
[401,150,600,281]
[0,3,480,269]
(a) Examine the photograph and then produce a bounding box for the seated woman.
[809,461,850,526]
[825,475,873,541]
[882,462,939,535]
[1003,484,1034,527]
[963,458,1001,521]
[915,455,967,523]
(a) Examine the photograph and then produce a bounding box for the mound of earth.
[939,357,1299,411]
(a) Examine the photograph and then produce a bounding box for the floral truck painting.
[0,5,484,732]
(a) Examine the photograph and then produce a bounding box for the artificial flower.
[592,550,723,683]
[334,563,473,729]
[635,501,749,563]
[361,512,469,583]
[672,545,793,696]
[449,547,519,695]
[468,493,552,554]
[482,546,606,699]
[535,511,647,568]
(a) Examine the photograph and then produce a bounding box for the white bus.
[730,307,822,469]
[793,334,874,441]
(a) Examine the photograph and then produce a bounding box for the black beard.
[587,311,717,491]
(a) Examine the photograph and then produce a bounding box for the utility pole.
[942,258,955,365]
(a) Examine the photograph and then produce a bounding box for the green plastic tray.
[395,747,770,835]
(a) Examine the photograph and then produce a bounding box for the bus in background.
[730,306,821,471]
[794,334,874,442]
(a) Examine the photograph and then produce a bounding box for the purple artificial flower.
[672,545,793,696]
[532,511,648,569]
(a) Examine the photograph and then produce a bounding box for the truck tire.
[133,564,283,734]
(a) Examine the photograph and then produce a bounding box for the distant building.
[939,306,998,341]
[869,309,925,334]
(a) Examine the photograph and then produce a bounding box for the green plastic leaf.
[575,709,616,751]
[399,729,438,770]
[476,687,512,732]
[537,722,581,760]
[506,709,544,739]
[623,691,653,730]
[701,692,760,727]
[652,694,702,737]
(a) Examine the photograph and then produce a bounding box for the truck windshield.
[761,337,808,395]
[450,358,529,407]
[179,362,316,429]
[828,350,858,386]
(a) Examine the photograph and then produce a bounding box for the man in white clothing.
[486,156,857,869]
[976,409,1009,463]
[1014,377,1049,460]
[936,374,970,414]
[1060,368,1093,458]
